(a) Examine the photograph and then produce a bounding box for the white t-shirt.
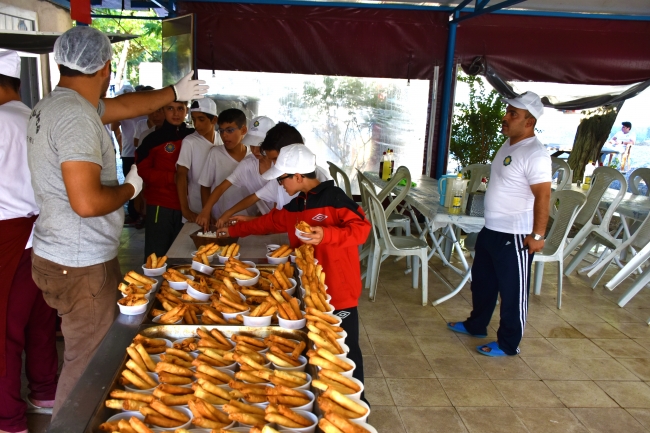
[612,130,636,148]
[484,136,551,234]
[226,154,274,214]
[198,145,252,218]
[119,116,145,158]
[255,166,332,209]
[0,100,38,248]
[134,118,151,145]
[177,131,222,213]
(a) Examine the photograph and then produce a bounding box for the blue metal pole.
[434,10,459,178]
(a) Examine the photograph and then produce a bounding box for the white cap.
[242,116,276,146]
[0,51,20,78]
[190,98,217,116]
[262,144,316,180]
[54,27,112,74]
[502,91,544,119]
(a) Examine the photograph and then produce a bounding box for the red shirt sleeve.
[321,205,371,248]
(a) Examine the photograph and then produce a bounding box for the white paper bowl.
[191,261,215,275]
[124,372,159,392]
[187,285,212,302]
[290,253,297,263]
[142,263,167,277]
[266,244,280,253]
[243,314,272,327]
[148,406,192,431]
[323,313,343,327]
[107,411,145,424]
[218,253,240,264]
[168,275,194,291]
[292,373,311,390]
[278,410,317,433]
[235,268,260,286]
[171,339,200,354]
[241,261,256,268]
[348,398,371,424]
[284,278,297,296]
[152,314,183,325]
[316,358,356,379]
[221,428,251,433]
[295,228,311,242]
[222,309,250,320]
[343,376,364,399]
[351,422,378,433]
[292,390,315,412]
[266,253,289,265]
[122,291,153,301]
[272,355,307,372]
[191,251,216,262]
[278,312,306,330]
[118,299,149,315]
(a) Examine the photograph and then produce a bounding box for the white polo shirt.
[226,154,274,214]
[177,131,222,213]
[0,101,39,248]
[484,136,551,235]
[198,145,252,218]
[255,166,332,209]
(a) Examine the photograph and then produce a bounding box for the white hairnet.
[54,27,113,74]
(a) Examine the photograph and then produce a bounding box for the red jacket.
[135,121,195,210]
[230,180,371,310]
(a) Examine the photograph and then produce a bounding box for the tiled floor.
[25,225,650,433]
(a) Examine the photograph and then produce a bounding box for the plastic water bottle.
[381,152,391,180]
[379,151,386,177]
[449,173,465,214]
[582,161,595,190]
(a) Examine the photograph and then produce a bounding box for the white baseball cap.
[0,51,21,79]
[502,91,544,119]
[262,144,317,180]
[190,98,217,116]
[242,116,276,146]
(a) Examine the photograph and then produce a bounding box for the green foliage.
[450,73,505,169]
[91,10,162,84]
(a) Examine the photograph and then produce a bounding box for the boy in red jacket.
[218,144,371,397]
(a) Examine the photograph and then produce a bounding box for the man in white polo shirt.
[448,92,551,357]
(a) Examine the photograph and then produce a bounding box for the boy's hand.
[301,226,324,245]
[195,210,211,232]
[217,227,230,238]
[182,208,198,223]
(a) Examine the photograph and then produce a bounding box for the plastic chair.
[628,168,650,196]
[361,179,429,305]
[461,164,491,193]
[551,157,571,192]
[562,167,627,267]
[327,161,353,199]
[532,190,586,308]
[605,242,650,307]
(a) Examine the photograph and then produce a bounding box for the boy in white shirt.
[195,116,275,231]
[197,108,252,221]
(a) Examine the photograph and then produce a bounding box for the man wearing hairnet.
[26,26,209,416]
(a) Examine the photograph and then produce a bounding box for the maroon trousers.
[0,248,58,432]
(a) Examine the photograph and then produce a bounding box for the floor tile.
[359,334,374,354]
[386,378,451,407]
[426,356,488,379]
[475,356,540,380]
[521,357,589,380]
[571,408,647,433]
[592,339,650,358]
[627,409,650,430]
[572,358,639,381]
[570,322,628,339]
[612,322,650,339]
[596,381,650,408]
[368,334,423,356]
[363,355,384,378]
[403,317,459,337]
[364,377,395,406]
[414,336,471,357]
[438,379,508,407]
[398,407,467,433]
[493,380,563,407]
[376,355,436,378]
[619,358,650,381]
[544,380,618,407]
[518,338,563,357]
[456,407,528,433]
[588,307,645,323]
[513,408,589,433]
[363,317,412,335]
[528,321,586,338]
[547,338,610,358]
[555,307,606,323]
[367,405,406,433]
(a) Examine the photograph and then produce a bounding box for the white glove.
[125,165,143,199]
[173,70,209,101]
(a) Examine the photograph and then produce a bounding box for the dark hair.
[261,122,304,152]
[59,65,98,77]
[217,108,246,128]
[524,111,537,127]
[622,121,632,129]
[0,73,20,92]
[191,111,215,121]
[300,171,317,179]
[136,85,154,91]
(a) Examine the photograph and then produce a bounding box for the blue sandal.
[447,322,487,338]
[476,341,509,357]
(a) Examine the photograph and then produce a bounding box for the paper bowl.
[142,263,167,277]
[148,406,192,431]
[292,390,315,412]
[168,275,194,291]
[243,314,273,327]
[107,411,145,424]
[348,398,371,424]
[222,309,250,320]
[323,313,343,327]
[284,278,297,296]
[266,253,289,265]
[152,314,183,325]
[171,339,200,354]
[271,355,307,372]
[191,261,215,275]
[191,251,216,262]
[122,291,153,301]
[316,358,356,378]
[118,299,149,316]
[124,372,159,392]
[292,373,311,390]
[235,268,260,286]
[290,253,297,263]
[241,261,256,268]
[278,312,306,330]
[295,228,311,242]
[266,244,280,254]
[277,410,317,433]
[187,285,212,302]
[351,422,378,433]
[344,376,364,399]
[218,253,240,264]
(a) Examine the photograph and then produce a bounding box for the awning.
[0,30,138,54]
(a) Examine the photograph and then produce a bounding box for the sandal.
[447,322,487,338]
[476,341,510,357]
[26,397,53,415]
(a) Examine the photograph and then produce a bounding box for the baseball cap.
[242,116,276,146]
[190,98,217,116]
[502,91,544,119]
[262,144,317,180]
[0,51,20,78]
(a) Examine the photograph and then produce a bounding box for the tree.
[450,74,505,169]
[91,10,162,87]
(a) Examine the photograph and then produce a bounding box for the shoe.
[25,397,54,415]
[476,341,510,357]
[447,322,487,338]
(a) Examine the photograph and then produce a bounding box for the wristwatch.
[531,233,545,241]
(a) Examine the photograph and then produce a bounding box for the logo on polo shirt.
[312,214,328,222]
[164,143,176,153]
[504,155,512,166]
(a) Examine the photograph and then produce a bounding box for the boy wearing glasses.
[197,108,255,222]
[217,144,371,400]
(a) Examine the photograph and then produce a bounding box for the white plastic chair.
[532,190,586,309]
[605,242,650,307]
[628,168,650,196]
[361,178,429,305]
[461,164,491,193]
[551,157,571,192]
[562,167,627,270]
[327,161,353,199]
